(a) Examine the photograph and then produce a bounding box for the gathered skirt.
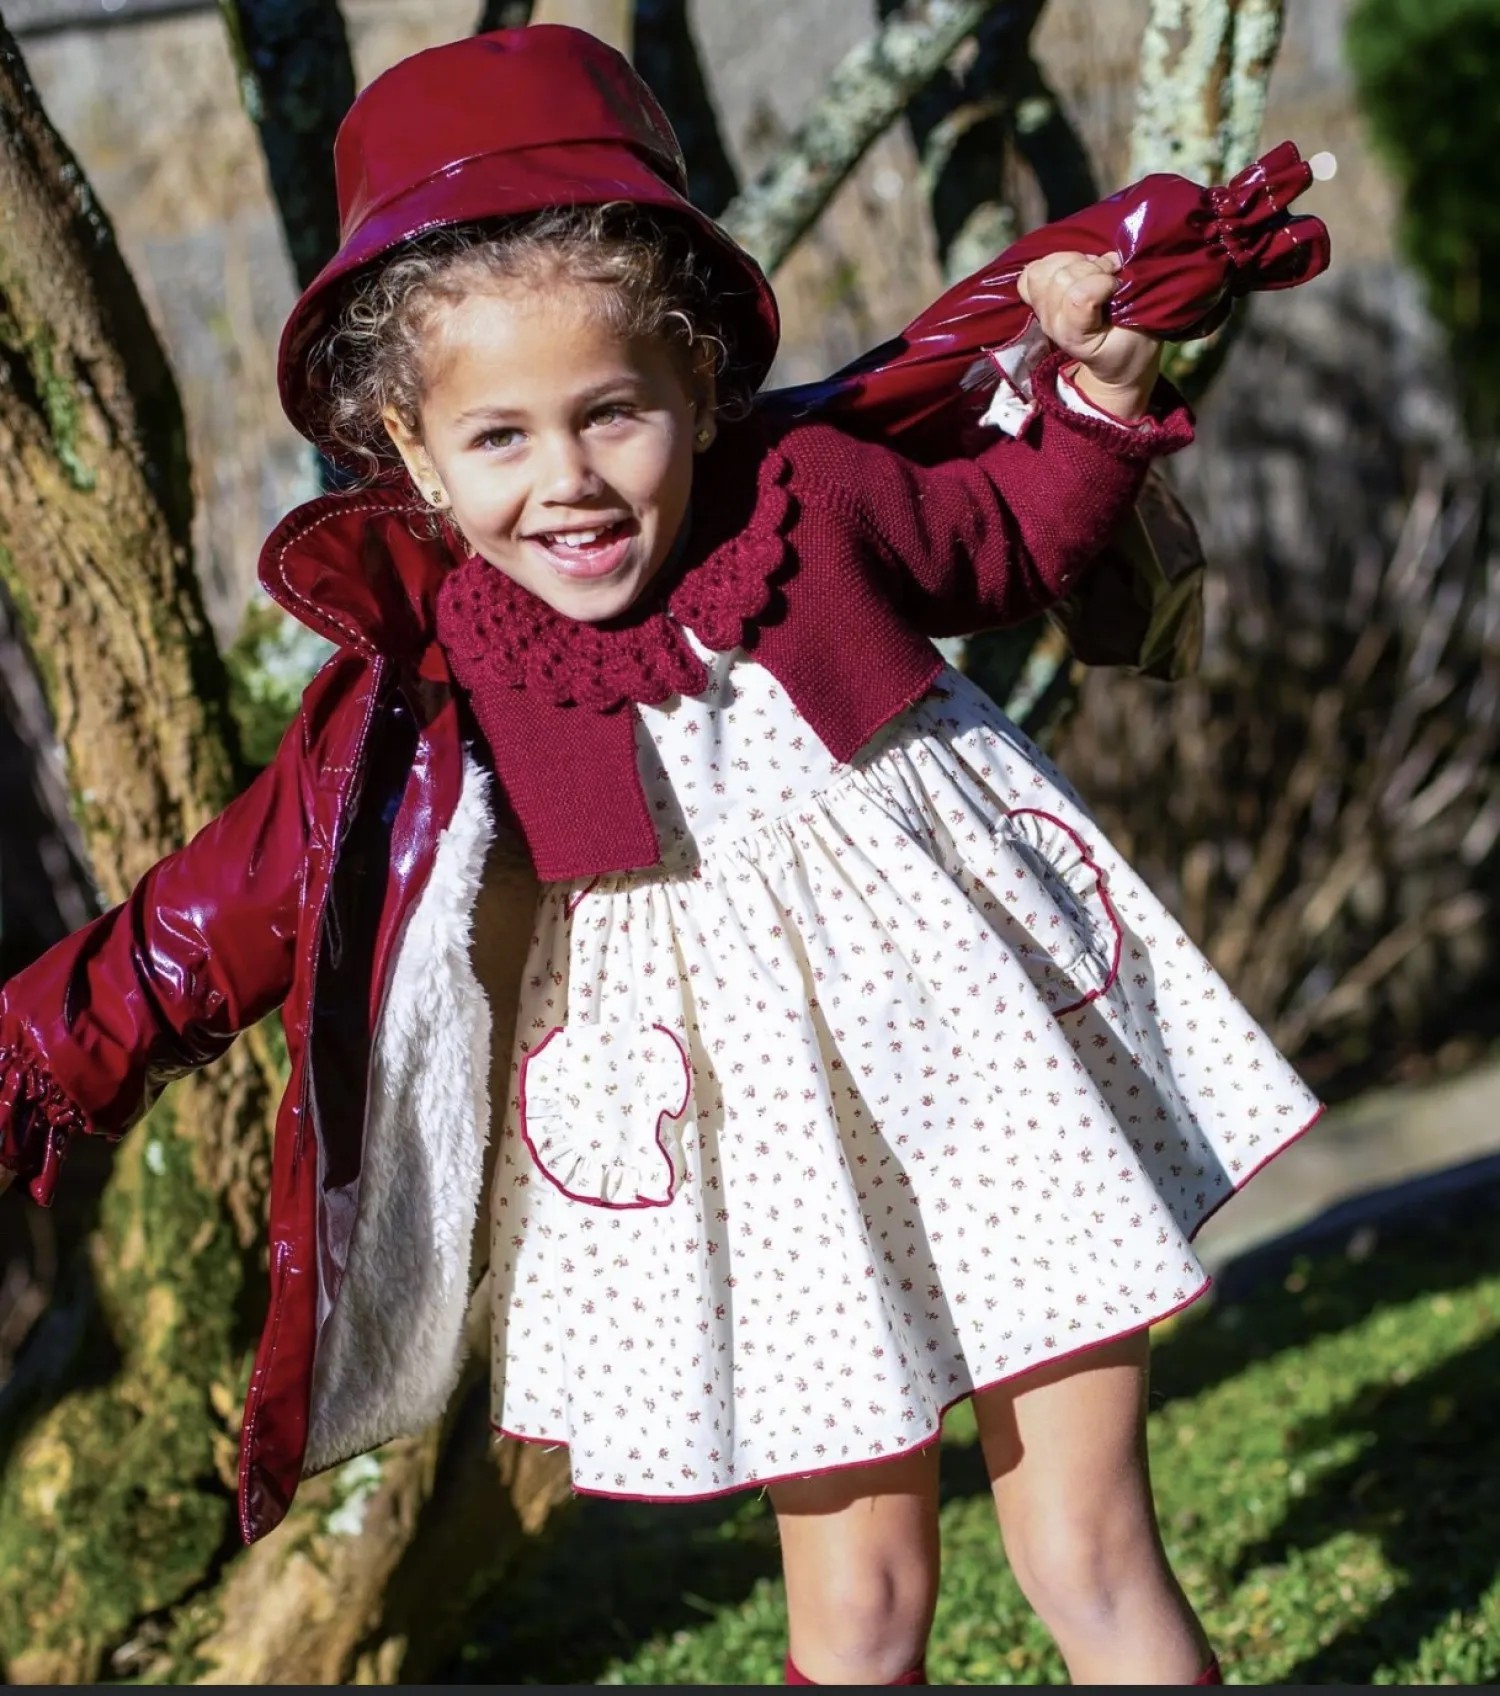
[487,665,1320,1499]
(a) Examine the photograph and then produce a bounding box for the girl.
[0,23,1323,1686]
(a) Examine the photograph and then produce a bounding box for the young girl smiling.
[0,24,1324,1685]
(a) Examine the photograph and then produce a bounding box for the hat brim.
[277,140,780,451]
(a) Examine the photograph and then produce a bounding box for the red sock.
[785,1653,928,1685]
[1195,1655,1223,1685]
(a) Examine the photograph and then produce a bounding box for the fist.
[1018,250,1161,417]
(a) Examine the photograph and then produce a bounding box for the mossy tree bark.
[0,19,567,1685]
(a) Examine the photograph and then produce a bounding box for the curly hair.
[310,203,742,482]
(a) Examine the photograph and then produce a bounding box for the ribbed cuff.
[1031,349,1195,461]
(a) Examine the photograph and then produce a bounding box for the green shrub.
[1348,0,1500,437]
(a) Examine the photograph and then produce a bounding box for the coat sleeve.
[0,698,315,1204]
[787,350,1196,639]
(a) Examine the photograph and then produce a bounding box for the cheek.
[616,430,693,520]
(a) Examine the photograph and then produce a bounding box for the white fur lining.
[303,754,496,1475]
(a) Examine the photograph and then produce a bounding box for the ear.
[690,345,720,452]
[382,406,443,501]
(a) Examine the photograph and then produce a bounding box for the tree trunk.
[219,0,356,292]
[0,20,568,1685]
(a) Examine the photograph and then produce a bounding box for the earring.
[427,486,447,509]
[695,426,713,447]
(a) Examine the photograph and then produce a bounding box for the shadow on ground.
[446,1166,1500,1684]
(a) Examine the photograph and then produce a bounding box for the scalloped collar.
[256,422,797,702]
[434,426,795,711]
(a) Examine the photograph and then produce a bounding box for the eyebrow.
[453,377,647,427]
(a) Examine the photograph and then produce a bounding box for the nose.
[537,430,603,505]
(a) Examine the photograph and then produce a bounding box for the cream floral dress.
[485,637,1320,1500]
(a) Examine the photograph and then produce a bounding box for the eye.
[474,425,523,451]
[588,401,636,427]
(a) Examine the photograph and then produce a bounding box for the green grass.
[452,1198,1500,1684]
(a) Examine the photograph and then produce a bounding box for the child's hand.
[1018,251,1161,420]
[0,1167,13,1197]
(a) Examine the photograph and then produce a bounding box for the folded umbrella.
[759,141,1333,679]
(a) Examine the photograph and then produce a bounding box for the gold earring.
[427,487,447,509]
[695,426,713,447]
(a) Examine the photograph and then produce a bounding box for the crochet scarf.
[434,432,794,879]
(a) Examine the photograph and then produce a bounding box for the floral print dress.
[487,637,1320,1499]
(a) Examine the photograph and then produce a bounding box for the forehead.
[422,280,649,401]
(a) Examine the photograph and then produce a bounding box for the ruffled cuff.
[0,1028,86,1206]
[979,328,1194,460]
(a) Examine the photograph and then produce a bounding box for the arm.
[0,695,315,1204]
[805,252,1194,637]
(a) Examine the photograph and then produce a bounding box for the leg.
[771,1444,941,1685]
[974,1330,1212,1685]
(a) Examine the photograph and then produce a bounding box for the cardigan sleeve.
[784,349,1195,639]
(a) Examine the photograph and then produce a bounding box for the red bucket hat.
[276,24,781,448]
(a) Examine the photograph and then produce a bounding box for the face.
[384,279,715,623]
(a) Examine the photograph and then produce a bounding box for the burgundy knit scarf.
[434,436,794,879]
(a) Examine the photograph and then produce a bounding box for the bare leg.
[974,1330,1211,1685]
[770,1444,941,1684]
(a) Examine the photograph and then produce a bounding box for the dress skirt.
[487,650,1320,1499]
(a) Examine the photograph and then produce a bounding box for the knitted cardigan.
[436,353,1193,880]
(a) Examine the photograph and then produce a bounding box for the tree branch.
[1010,51,1098,218]
[476,0,533,28]
[632,0,740,216]
[218,0,357,290]
[877,0,1042,280]
[1128,0,1287,399]
[719,0,1032,275]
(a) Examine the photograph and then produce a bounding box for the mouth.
[527,518,637,581]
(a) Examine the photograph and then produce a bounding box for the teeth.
[546,527,608,547]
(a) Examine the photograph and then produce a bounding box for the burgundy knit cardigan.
[436,354,1193,881]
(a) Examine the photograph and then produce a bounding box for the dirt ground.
[16,0,1399,638]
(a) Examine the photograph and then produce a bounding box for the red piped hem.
[489,1102,1325,1502]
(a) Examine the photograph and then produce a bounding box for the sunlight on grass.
[595,1250,1500,1685]
[452,1209,1500,1685]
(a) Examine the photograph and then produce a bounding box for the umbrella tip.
[1308,150,1338,182]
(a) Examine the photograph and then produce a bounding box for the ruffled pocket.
[518,1022,693,1209]
[991,808,1123,1016]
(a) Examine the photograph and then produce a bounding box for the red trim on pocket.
[517,1022,693,1211]
[1004,807,1124,1017]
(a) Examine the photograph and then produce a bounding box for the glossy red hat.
[277,24,781,447]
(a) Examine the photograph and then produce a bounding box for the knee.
[790,1560,932,1683]
[1003,1507,1145,1641]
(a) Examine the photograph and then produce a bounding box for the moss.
[32,334,97,493]
[0,302,96,493]
[0,1088,246,1679]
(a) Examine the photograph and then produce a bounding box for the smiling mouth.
[528,519,637,580]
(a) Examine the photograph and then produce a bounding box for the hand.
[0,1166,14,1198]
[1018,250,1161,420]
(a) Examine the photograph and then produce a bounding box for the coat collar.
[257,418,795,681]
[257,482,457,661]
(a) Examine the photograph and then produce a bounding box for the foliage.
[1347,0,1500,438]
[224,595,333,770]
[450,1198,1500,1684]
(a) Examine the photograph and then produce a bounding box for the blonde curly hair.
[310,203,740,482]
